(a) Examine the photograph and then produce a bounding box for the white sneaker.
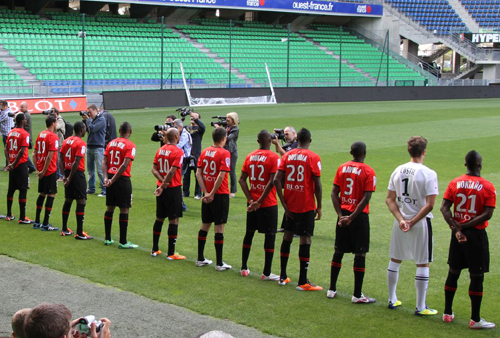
[327,290,337,299]
[470,318,496,329]
[194,195,201,200]
[352,294,376,304]
[261,273,279,281]
[241,269,250,277]
[196,258,213,267]
[215,262,232,271]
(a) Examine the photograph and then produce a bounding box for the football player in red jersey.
[195,127,232,271]
[329,142,376,303]
[4,113,32,224]
[441,151,496,329]
[102,122,137,249]
[274,128,323,291]
[58,121,93,240]
[33,114,59,231]
[238,130,280,280]
[151,128,186,260]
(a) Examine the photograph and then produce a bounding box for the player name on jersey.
[400,167,416,175]
[159,149,172,156]
[456,180,484,191]
[205,150,217,157]
[342,165,362,175]
[287,153,308,162]
[249,154,268,162]
[108,140,127,149]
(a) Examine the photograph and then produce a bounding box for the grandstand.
[0,0,499,101]
[0,5,439,98]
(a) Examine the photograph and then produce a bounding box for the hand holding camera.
[211,116,227,128]
[73,315,111,338]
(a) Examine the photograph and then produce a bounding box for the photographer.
[183,112,205,200]
[83,104,107,197]
[173,119,192,211]
[23,303,111,338]
[19,102,36,173]
[51,108,65,181]
[272,126,297,157]
[215,112,239,198]
[0,100,14,167]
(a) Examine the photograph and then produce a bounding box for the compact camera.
[75,315,102,335]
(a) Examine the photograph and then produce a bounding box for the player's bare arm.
[408,194,436,228]
[251,172,276,211]
[314,175,322,220]
[151,163,164,183]
[155,166,178,196]
[274,169,292,219]
[457,206,494,230]
[66,155,82,187]
[331,185,343,220]
[386,190,409,231]
[195,167,207,196]
[203,170,227,203]
[238,171,254,205]
[102,154,109,184]
[440,199,460,231]
[6,146,26,171]
[342,191,373,227]
[37,150,54,179]
[107,157,132,186]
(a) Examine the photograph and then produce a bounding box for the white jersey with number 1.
[388,162,439,219]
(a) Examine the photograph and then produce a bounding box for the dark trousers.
[229,152,238,194]
[183,159,201,197]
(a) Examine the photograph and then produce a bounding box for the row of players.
[4,113,496,330]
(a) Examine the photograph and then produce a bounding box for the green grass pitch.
[1,98,500,337]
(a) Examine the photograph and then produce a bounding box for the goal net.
[180,63,277,107]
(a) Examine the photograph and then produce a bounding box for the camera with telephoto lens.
[271,129,285,141]
[79,111,88,117]
[75,315,102,335]
[42,109,54,116]
[211,116,227,128]
[176,106,192,118]
[151,122,174,142]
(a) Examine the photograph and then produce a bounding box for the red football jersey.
[278,148,321,213]
[443,174,496,230]
[104,137,136,177]
[333,161,376,214]
[197,146,230,195]
[6,127,30,168]
[153,144,184,188]
[34,130,59,176]
[241,149,279,208]
[60,136,86,172]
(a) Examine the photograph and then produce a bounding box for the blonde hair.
[226,112,239,125]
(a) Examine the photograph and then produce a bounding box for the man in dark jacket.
[183,112,205,199]
[83,104,107,196]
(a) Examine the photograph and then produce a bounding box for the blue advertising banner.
[93,0,383,17]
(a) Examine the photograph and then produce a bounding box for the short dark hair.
[12,308,31,338]
[166,115,176,121]
[465,150,482,170]
[15,113,25,126]
[0,100,7,108]
[73,121,86,135]
[258,130,271,143]
[24,303,71,338]
[120,121,132,134]
[45,115,56,128]
[212,127,227,143]
[407,136,427,158]
[351,141,366,158]
[297,128,311,144]
[88,104,98,112]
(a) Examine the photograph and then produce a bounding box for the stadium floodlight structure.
[180,62,277,107]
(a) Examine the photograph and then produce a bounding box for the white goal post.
[180,62,277,107]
